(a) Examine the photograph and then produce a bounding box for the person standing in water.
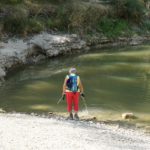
[62,68,84,120]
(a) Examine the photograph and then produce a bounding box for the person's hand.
[80,93,85,98]
[62,93,66,100]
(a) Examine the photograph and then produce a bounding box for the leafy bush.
[46,18,54,28]
[0,0,149,37]
[140,20,150,33]
[97,17,130,38]
[68,2,110,33]
[4,17,27,34]
[46,18,65,30]
[55,4,71,30]
[0,0,23,4]
[26,19,44,33]
[111,0,145,22]
[3,7,28,34]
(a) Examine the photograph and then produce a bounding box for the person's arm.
[62,77,68,94]
[78,77,84,94]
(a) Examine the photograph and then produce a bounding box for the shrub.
[111,0,145,23]
[140,20,150,33]
[97,17,130,38]
[46,18,63,30]
[46,18,54,28]
[4,17,27,34]
[68,2,110,33]
[0,0,23,4]
[55,5,71,30]
[3,7,28,34]
[26,19,44,33]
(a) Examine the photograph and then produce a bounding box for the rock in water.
[0,108,6,113]
[122,113,137,119]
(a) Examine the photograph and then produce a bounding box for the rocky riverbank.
[0,32,150,83]
[0,113,150,150]
[0,32,87,83]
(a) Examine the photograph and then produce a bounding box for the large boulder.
[0,32,88,80]
[30,33,87,57]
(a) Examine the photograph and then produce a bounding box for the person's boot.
[67,113,73,120]
[74,113,79,120]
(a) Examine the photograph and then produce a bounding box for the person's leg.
[73,92,80,120]
[66,92,73,119]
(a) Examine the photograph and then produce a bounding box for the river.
[0,44,150,130]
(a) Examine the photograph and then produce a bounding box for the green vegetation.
[110,0,145,22]
[0,0,150,38]
[96,17,130,38]
[0,0,23,5]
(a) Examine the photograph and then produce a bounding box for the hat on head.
[69,68,77,74]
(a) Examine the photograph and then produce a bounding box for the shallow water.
[0,44,150,127]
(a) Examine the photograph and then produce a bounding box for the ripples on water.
[0,45,150,127]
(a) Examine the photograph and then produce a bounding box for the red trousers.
[66,92,80,112]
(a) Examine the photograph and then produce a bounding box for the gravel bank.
[0,113,150,150]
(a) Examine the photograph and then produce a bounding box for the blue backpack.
[66,75,78,92]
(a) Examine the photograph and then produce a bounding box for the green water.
[0,45,150,126]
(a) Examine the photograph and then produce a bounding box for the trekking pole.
[81,95,89,114]
[57,94,65,104]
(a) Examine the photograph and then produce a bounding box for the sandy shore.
[0,113,150,150]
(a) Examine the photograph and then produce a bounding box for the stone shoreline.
[0,32,150,83]
[0,112,150,150]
